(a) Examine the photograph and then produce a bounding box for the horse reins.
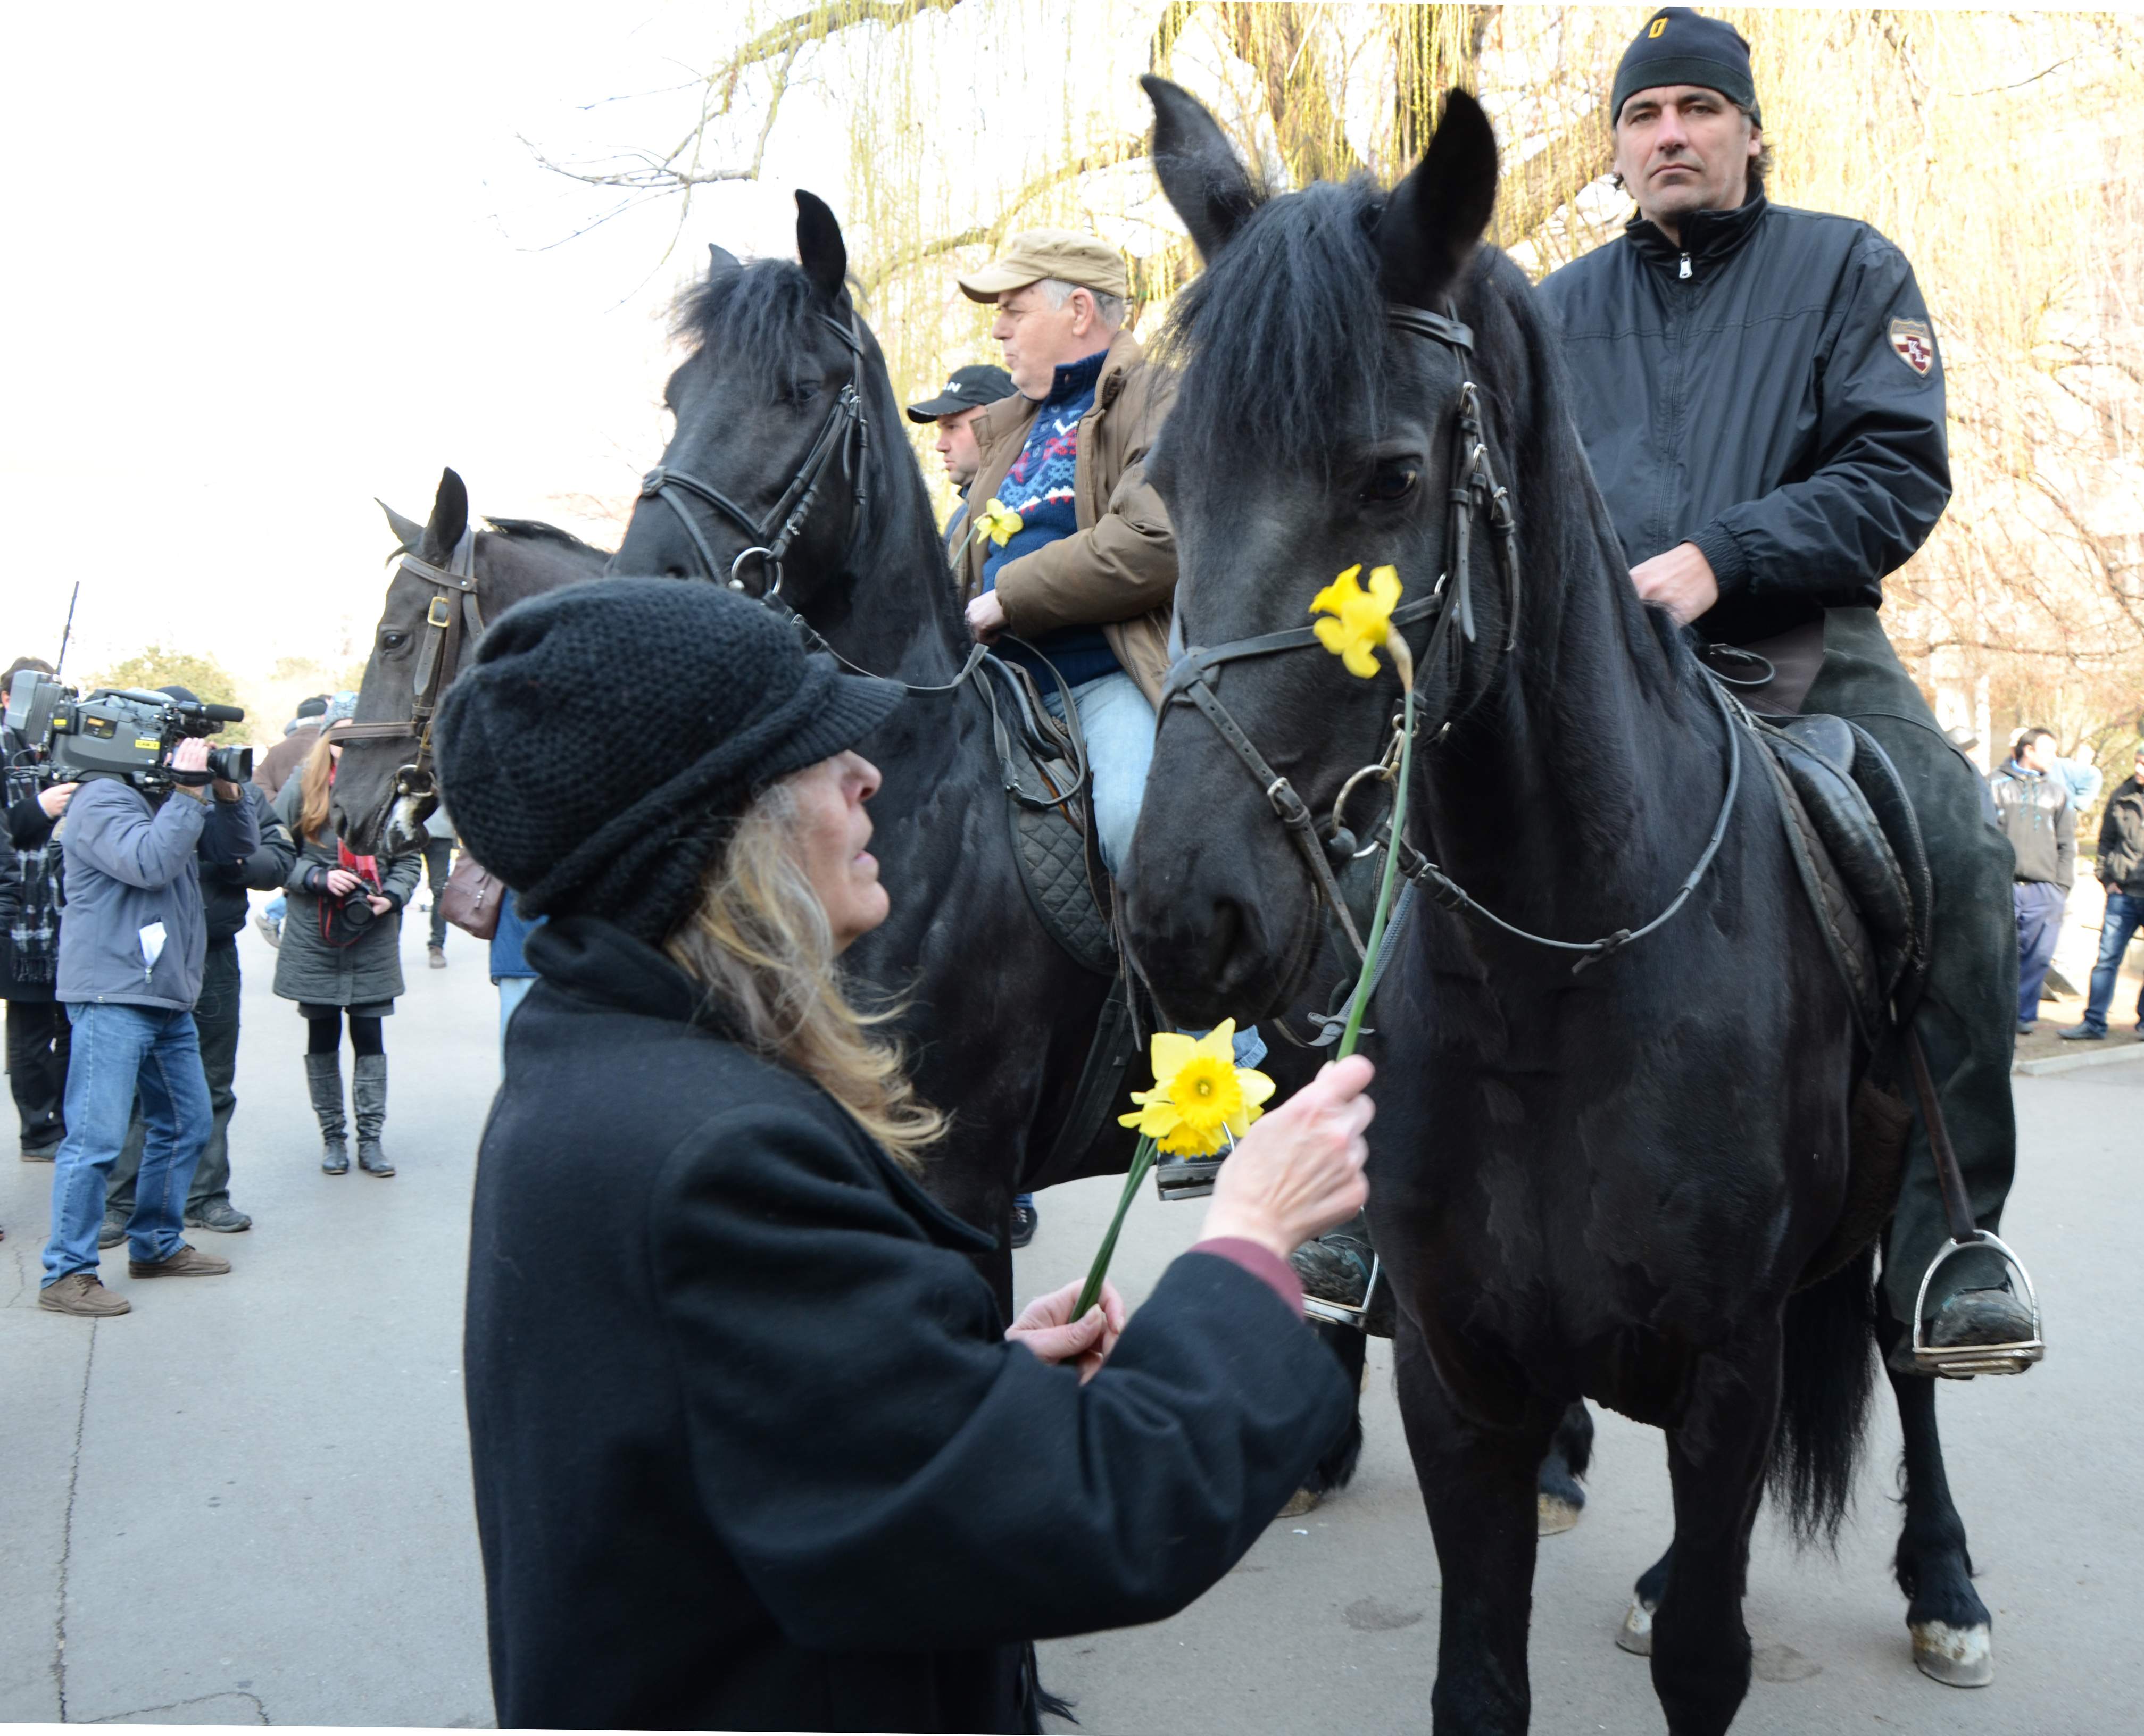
[1163,302,1744,993]
[335,524,483,802]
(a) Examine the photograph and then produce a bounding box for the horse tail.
[1767,1237,1879,1548]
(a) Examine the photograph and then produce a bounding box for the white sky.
[1,1,859,688]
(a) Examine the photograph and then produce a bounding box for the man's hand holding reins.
[1630,541,1719,624]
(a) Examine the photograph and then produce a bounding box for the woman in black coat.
[438,580,1373,1734]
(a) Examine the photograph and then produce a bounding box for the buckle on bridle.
[426,596,453,629]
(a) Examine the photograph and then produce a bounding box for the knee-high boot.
[353,1054,394,1177]
[306,1052,348,1175]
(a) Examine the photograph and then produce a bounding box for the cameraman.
[38,732,259,1318]
[101,688,295,1241]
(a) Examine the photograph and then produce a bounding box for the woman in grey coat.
[272,724,420,1175]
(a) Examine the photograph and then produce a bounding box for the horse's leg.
[1538,1399,1593,1535]
[1284,1322,1367,1514]
[1649,1340,1780,1736]
[1616,1545,1672,1656]
[1394,1325,1556,1735]
[1879,1309,1993,1687]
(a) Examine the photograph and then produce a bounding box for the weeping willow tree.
[542,4,2144,763]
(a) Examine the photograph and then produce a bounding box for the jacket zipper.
[1679,252,1692,280]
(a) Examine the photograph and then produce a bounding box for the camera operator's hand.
[38,782,79,819]
[212,778,245,804]
[323,867,365,897]
[365,894,393,916]
[168,737,212,797]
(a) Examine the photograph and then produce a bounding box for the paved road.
[2,915,2137,1730]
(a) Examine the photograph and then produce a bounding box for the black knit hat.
[434,578,900,945]
[1612,9,1760,127]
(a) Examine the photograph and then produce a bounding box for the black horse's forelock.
[1159,178,1392,476]
[672,257,830,395]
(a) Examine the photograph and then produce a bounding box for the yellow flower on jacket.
[1310,563,1403,678]
[1118,1019,1277,1157]
[975,497,1024,548]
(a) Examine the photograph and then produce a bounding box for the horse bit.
[1160,303,1745,1014]
[335,524,484,804]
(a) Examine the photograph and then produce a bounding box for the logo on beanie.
[1889,318,1937,377]
[1649,14,1667,36]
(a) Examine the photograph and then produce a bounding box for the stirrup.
[1302,1254,1382,1333]
[1909,1232,2045,1378]
[1153,1154,1223,1202]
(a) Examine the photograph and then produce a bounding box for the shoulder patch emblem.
[1889,318,1937,377]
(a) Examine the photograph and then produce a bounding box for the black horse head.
[611,193,902,618]
[335,467,610,854]
[1128,77,1519,1022]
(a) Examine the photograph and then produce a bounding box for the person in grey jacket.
[272,724,420,1176]
[1991,728,2076,1033]
[38,738,259,1317]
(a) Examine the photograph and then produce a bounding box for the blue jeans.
[43,1004,211,1285]
[2014,881,2067,1022]
[498,975,536,1061]
[2081,890,2144,1033]
[1040,669,1154,877]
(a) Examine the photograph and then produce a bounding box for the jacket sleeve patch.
[1888,317,1937,377]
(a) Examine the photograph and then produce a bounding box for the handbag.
[439,853,504,940]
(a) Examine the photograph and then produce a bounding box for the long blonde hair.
[295,723,348,843]
[664,778,944,1170]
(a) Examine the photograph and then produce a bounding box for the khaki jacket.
[959,329,1177,705]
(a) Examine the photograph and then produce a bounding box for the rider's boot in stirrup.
[1895,1233,2045,1378]
[1290,1212,1393,1337]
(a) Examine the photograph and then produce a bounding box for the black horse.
[336,470,611,854]
[603,193,1159,1284]
[1125,79,1989,1733]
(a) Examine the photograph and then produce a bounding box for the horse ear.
[707,241,742,278]
[421,468,470,564]
[1142,73,1260,262]
[1376,88,1499,309]
[794,191,847,301]
[376,498,426,553]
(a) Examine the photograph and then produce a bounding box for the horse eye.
[380,631,409,652]
[1362,462,1418,504]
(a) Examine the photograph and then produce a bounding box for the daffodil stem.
[1336,682,1417,1059]
[1075,1136,1158,1319]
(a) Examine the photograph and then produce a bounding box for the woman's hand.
[1199,1056,1374,1262]
[1007,1278,1128,1384]
[323,867,364,896]
[365,895,393,915]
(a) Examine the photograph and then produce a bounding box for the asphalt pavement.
[2,911,2138,1732]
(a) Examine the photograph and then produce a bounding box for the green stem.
[1336,681,1417,1059]
[1075,1135,1157,1318]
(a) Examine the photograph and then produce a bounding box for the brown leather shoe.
[40,1273,131,1316]
[128,1243,232,1279]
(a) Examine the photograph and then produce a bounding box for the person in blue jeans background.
[1990,728,2075,1035]
[39,735,259,1316]
[492,894,540,1064]
[2063,745,2144,1040]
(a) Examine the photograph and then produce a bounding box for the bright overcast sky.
[1,1,862,685]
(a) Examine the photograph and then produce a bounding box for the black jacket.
[200,782,295,942]
[1990,760,2075,889]
[464,917,1352,1734]
[2098,775,2144,894]
[1538,196,1951,646]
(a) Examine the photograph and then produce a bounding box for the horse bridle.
[335,524,483,802]
[632,308,871,599]
[1161,302,1743,986]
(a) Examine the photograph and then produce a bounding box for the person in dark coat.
[3,654,74,1170]
[2062,744,2144,1040]
[438,579,1370,1734]
[1533,5,2035,1366]
[272,722,420,1176]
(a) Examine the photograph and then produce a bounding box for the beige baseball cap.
[957,229,1129,303]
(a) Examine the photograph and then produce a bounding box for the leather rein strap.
[335,526,483,794]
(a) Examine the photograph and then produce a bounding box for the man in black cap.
[1539,7,2035,1370]
[905,363,1016,556]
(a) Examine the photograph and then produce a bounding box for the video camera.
[4,670,252,788]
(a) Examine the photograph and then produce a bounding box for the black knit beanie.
[1612,9,1760,127]
[434,578,900,945]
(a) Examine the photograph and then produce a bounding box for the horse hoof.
[1616,1596,1655,1657]
[1538,1494,1583,1536]
[1911,1620,1993,1688]
[1278,1488,1323,1518]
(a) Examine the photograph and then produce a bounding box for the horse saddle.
[980,655,1117,979]
[1755,712,1934,1038]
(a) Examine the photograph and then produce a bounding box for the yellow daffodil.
[1310,562,1403,679]
[1118,1019,1277,1157]
[975,497,1024,548]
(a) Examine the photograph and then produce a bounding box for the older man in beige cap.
[954,229,1176,884]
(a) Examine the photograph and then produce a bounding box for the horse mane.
[481,517,605,556]
[672,257,826,396]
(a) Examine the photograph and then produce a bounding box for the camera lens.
[207,745,254,783]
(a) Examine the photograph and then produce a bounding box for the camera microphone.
[198,702,246,724]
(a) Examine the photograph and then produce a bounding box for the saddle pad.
[1012,788,1116,977]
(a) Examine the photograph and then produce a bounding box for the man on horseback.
[1538,5,2037,1366]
